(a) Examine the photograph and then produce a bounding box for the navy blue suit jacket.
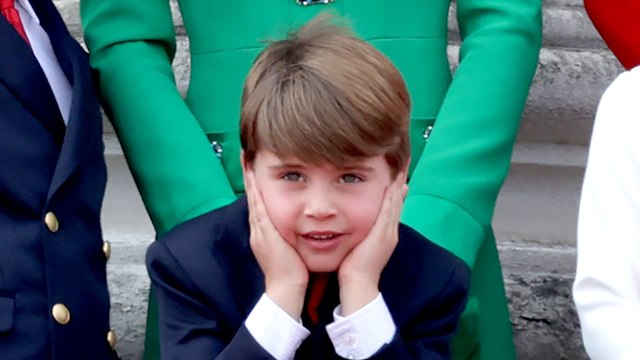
[0,1,115,358]
[147,197,470,359]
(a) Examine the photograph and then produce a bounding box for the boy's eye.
[282,172,304,182]
[340,174,363,184]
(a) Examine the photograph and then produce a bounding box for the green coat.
[81,1,541,358]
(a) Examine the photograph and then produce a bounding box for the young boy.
[146,16,469,360]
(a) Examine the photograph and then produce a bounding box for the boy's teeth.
[309,234,335,240]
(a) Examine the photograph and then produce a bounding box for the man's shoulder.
[158,197,248,243]
[394,223,470,277]
[152,197,251,269]
[381,223,470,316]
[147,197,263,325]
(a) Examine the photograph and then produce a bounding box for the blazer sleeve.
[146,241,275,360]
[370,266,470,359]
[401,0,542,267]
[80,0,235,235]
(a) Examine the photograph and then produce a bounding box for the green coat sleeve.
[401,0,542,267]
[81,0,236,235]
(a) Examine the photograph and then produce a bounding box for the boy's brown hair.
[240,14,411,176]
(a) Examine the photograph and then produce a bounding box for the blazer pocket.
[0,293,15,333]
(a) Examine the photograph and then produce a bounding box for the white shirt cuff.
[326,293,396,359]
[245,294,310,360]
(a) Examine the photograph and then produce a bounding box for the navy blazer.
[0,1,115,358]
[147,197,470,359]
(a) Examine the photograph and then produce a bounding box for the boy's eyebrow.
[267,163,376,173]
[340,164,376,173]
[268,163,306,172]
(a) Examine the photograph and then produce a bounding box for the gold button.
[107,330,117,350]
[52,303,70,325]
[102,241,111,261]
[44,212,59,233]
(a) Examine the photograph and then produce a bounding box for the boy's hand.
[338,173,408,316]
[245,170,309,319]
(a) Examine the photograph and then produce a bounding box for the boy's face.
[248,150,395,273]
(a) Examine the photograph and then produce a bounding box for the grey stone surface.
[508,274,585,360]
[446,44,622,146]
[103,154,152,359]
[494,160,585,247]
[521,47,622,145]
[500,244,585,359]
[107,264,149,360]
[541,6,603,50]
[545,0,585,7]
[448,1,605,50]
[53,0,81,38]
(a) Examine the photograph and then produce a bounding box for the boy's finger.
[246,172,281,238]
[392,173,406,213]
[366,184,394,241]
[245,172,260,230]
[248,173,266,224]
[394,171,406,189]
[384,175,405,238]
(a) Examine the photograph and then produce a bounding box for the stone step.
[103,152,152,360]
[445,46,620,146]
[448,0,606,50]
[500,243,584,359]
[494,142,587,247]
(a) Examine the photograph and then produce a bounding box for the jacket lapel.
[0,16,65,146]
[28,0,103,198]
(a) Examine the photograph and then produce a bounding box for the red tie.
[1,0,29,43]
[306,274,329,325]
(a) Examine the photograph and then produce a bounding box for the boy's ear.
[400,157,411,182]
[240,150,253,191]
[240,150,251,173]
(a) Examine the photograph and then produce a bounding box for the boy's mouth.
[301,231,341,240]
[299,231,344,250]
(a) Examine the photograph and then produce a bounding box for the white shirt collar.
[16,0,40,25]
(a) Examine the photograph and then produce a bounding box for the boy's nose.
[303,190,337,219]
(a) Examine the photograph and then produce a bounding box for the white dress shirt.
[16,0,72,125]
[573,66,640,360]
[245,292,396,360]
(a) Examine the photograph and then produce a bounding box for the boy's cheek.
[261,197,297,243]
[281,232,299,247]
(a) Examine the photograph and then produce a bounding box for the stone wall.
[53,0,618,358]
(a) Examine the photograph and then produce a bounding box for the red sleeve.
[585,0,640,70]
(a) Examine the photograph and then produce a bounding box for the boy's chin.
[300,251,350,273]
[304,261,340,274]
